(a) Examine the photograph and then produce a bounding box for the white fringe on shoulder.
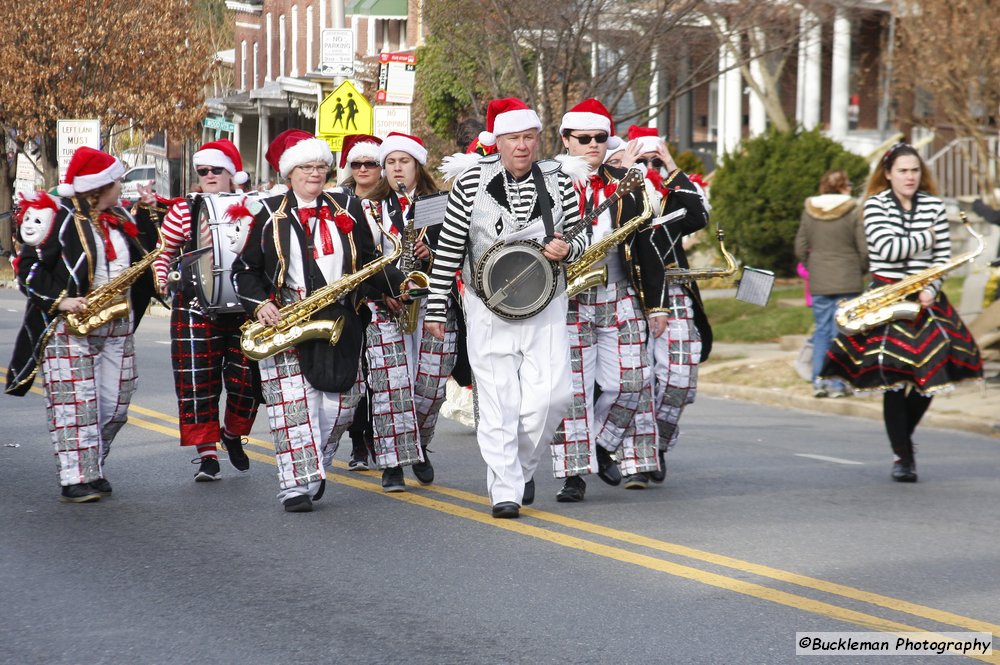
[553,154,591,187]
[438,152,482,183]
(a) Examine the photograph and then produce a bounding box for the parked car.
[120,164,156,203]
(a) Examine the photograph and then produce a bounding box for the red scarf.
[577,174,619,222]
[96,212,138,261]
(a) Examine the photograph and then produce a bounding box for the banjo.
[473,167,646,320]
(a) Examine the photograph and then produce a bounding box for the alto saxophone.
[834,213,984,335]
[65,225,164,336]
[566,184,653,298]
[395,182,430,334]
[662,227,738,284]
[240,231,403,361]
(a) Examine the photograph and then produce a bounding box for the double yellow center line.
[19,386,1000,662]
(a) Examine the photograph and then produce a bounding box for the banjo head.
[475,240,560,320]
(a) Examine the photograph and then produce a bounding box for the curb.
[699,381,1000,440]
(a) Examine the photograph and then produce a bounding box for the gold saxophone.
[65,226,164,336]
[663,227,738,284]
[834,213,984,336]
[240,231,403,361]
[566,186,653,298]
[395,182,430,334]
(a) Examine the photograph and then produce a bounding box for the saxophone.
[65,225,164,336]
[395,182,430,334]
[240,231,403,361]
[565,182,653,298]
[663,227,738,284]
[834,213,984,336]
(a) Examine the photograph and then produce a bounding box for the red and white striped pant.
[41,315,136,486]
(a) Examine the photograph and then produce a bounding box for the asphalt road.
[0,292,998,665]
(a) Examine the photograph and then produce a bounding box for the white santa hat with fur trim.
[265,129,333,178]
[559,98,624,150]
[378,131,428,165]
[478,97,542,147]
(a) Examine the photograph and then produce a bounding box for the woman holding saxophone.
[5,147,160,502]
[231,129,409,512]
[821,143,983,482]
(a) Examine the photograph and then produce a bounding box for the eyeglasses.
[635,158,665,169]
[296,164,329,174]
[350,161,380,170]
[568,133,609,145]
[196,166,226,176]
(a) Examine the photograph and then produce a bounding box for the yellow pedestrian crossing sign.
[318,80,372,152]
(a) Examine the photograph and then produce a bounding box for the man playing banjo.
[425,97,585,519]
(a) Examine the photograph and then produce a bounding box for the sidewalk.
[700,339,1000,440]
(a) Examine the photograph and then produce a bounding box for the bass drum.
[188,192,254,314]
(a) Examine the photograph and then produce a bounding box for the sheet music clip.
[735,267,775,307]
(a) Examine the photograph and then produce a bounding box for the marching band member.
[149,139,260,482]
[377,132,458,490]
[821,143,983,482]
[334,133,423,491]
[231,129,409,512]
[6,147,159,502]
[426,97,585,518]
[621,127,711,487]
[548,99,665,502]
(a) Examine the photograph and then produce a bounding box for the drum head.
[480,243,558,320]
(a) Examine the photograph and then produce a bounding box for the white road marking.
[154,340,171,345]
[795,453,865,465]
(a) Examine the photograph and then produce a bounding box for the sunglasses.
[350,161,380,170]
[569,133,609,145]
[636,158,665,169]
[196,166,226,176]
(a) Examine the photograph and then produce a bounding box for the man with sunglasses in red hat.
[547,99,666,502]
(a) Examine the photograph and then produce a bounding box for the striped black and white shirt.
[864,189,950,295]
[425,163,583,323]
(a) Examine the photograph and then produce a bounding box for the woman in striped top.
[821,143,982,482]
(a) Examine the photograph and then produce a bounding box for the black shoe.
[194,456,221,482]
[221,433,250,472]
[60,483,101,503]
[313,478,326,502]
[556,475,586,502]
[649,450,666,484]
[596,446,622,486]
[623,472,649,489]
[891,461,918,483]
[382,466,406,493]
[491,501,520,519]
[89,478,113,496]
[349,435,370,471]
[411,447,434,485]
[522,478,535,506]
[283,494,314,512]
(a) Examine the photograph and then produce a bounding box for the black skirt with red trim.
[820,282,983,396]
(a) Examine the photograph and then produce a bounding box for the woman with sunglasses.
[148,139,260,482]
[333,134,420,478]
[821,143,982,482]
[6,147,160,502]
[547,99,664,502]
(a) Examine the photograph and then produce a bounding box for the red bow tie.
[96,212,138,261]
[578,174,618,223]
[298,206,335,258]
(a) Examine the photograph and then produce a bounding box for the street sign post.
[56,119,101,180]
[376,52,417,105]
[318,80,373,152]
[319,29,355,77]
[373,105,412,138]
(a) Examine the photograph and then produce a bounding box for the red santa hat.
[627,125,662,155]
[193,139,248,185]
[378,131,428,165]
[559,98,623,150]
[478,97,542,147]
[340,134,383,169]
[56,147,125,197]
[265,129,333,178]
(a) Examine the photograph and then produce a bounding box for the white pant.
[464,290,572,505]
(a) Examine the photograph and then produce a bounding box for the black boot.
[556,475,586,502]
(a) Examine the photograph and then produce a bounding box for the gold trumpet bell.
[399,270,430,334]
